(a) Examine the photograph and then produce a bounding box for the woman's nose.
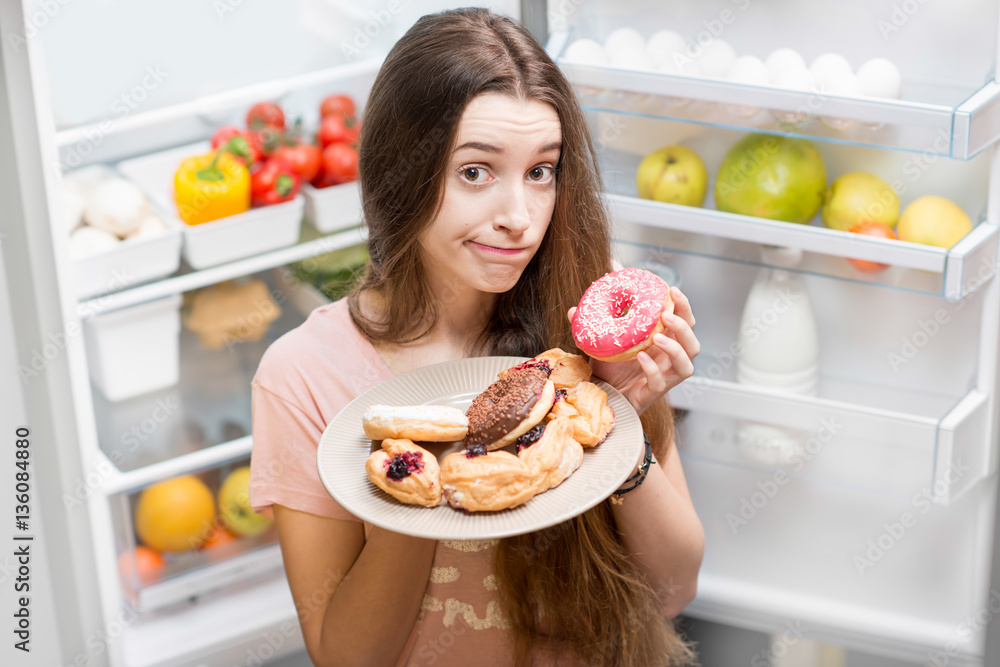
[493,180,531,234]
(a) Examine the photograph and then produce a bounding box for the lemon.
[897,196,972,249]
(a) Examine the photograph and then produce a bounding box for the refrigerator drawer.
[671,382,991,505]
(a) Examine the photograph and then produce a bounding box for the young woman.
[250,8,704,666]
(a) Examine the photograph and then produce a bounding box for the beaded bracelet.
[610,434,655,505]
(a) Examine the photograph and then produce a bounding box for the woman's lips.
[468,240,525,256]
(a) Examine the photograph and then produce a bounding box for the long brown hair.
[349,8,695,666]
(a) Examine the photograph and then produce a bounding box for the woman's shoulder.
[252,297,393,413]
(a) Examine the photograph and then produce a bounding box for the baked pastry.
[182,278,281,350]
[365,438,442,507]
[362,404,468,441]
[517,417,584,494]
[440,447,538,512]
[464,365,556,451]
[531,348,592,389]
[546,381,616,447]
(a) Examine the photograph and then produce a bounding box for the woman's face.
[419,92,561,298]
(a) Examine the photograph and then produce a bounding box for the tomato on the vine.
[317,114,359,148]
[320,94,356,119]
[210,126,260,166]
[246,101,285,132]
[313,142,358,188]
[272,143,322,183]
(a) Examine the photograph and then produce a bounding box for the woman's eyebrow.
[455,140,562,153]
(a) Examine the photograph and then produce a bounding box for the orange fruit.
[847,221,896,274]
[201,521,238,550]
[134,475,216,552]
[118,546,165,583]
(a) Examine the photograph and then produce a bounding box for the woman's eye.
[528,166,554,182]
[462,167,488,183]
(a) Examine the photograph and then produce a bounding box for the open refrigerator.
[0,0,999,666]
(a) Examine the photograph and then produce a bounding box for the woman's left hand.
[568,286,700,416]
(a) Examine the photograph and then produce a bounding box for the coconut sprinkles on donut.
[571,267,673,362]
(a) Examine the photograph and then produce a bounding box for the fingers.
[648,332,695,381]
[663,314,700,360]
[567,306,577,322]
[667,286,695,329]
[636,350,667,394]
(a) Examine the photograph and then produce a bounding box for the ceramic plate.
[316,356,644,540]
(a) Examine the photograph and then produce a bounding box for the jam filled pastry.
[546,381,616,447]
[502,348,592,390]
[440,445,538,512]
[365,438,442,507]
[516,417,584,495]
[362,404,468,442]
[464,364,556,451]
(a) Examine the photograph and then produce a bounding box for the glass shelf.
[92,268,331,493]
[548,29,1000,159]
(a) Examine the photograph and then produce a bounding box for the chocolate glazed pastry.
[465,365,557,451]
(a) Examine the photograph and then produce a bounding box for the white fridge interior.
[1,0,998,665]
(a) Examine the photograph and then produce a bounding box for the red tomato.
[320,94,356,119]
[313,142,358,188]
[211,126,260,166]
[317,114,359,148]
[272,143,322,183]
[246,101,285,132]
[847,221,897,273]
[201,522,238,550]
[251,159,301,206]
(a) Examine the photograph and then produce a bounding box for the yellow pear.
[896,196,972,249]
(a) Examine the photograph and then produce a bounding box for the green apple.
[635,145,708,207]
[897,196,972,249]
[218,466,273,538]
[822,172,899,232]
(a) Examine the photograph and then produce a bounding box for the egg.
[857,58,902,99]
[819,71,862,130]
[563,38,609,65]
[647,30,688,68]
[765,48,806,82]
[697,39,737,78]
[125,213,168,240]
[809,53,853,89]
[770,67,815,125]
[610,45,655,71]
[604,28,646,58]
[727,55,769,84]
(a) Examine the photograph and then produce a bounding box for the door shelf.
[610,195,998,301]
[670,376,990,505]
[91,267,335,496]
[548,30,1000,159]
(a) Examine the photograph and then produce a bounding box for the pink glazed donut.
[571,268,673,362]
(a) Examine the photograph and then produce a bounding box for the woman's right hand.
[273,505,437,667]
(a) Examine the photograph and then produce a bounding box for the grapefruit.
[715,134,827,223]
[134,476,216,552]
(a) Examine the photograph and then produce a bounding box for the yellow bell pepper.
[173,150,250,225]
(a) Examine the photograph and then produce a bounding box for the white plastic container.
[116,142,304,269]
[64,165,183,299]
[83,294,183,401]
[302,180,363,233]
